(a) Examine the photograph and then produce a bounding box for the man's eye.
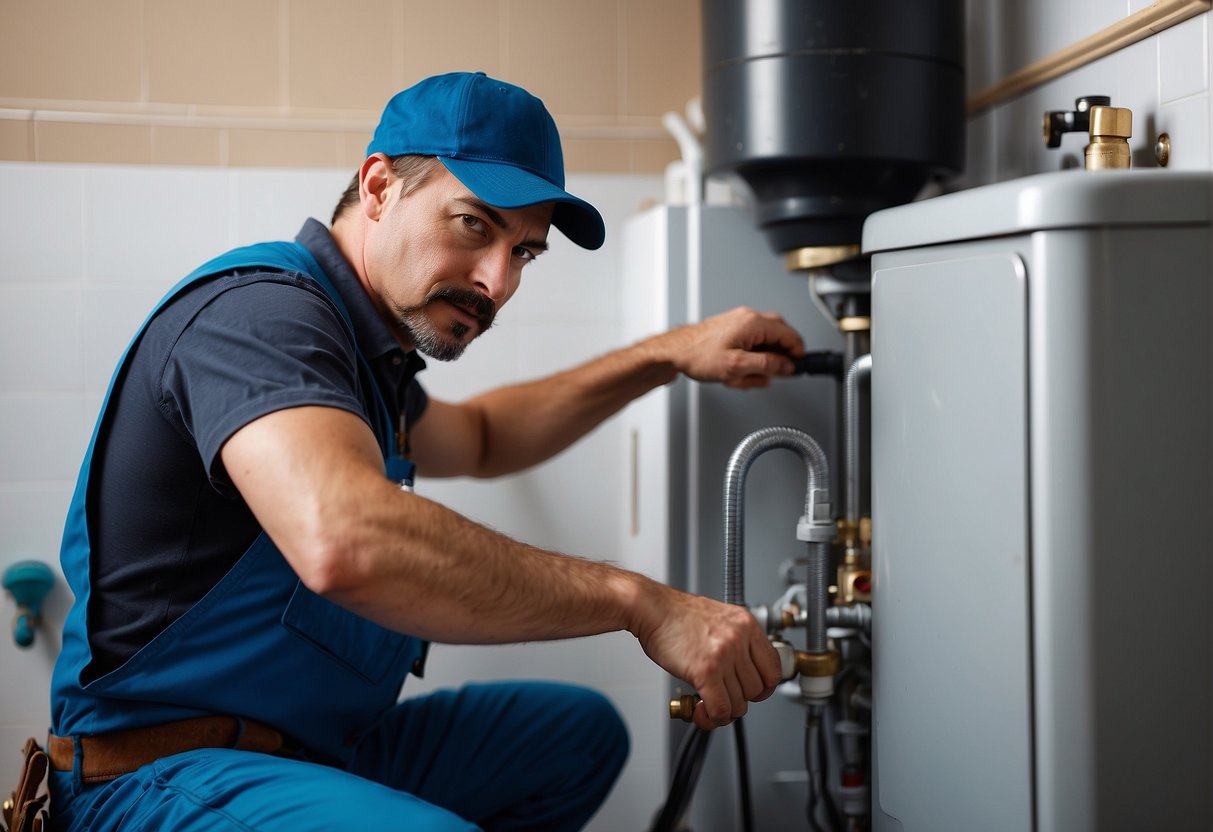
[461,215,485,233]
[513,247,537,263]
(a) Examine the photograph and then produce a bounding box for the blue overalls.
[48,241,629,831]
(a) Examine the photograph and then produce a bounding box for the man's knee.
[580,687,629,772]
[535,684,630,787]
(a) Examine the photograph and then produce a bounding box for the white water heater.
[864,170,1213,832]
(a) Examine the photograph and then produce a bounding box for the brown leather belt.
[47,716,288,783]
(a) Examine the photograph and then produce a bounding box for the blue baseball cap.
[367,72,605,250]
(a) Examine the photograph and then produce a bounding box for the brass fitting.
[778,604,799,630]
[835,517,872,550]
[795,649,841,678]
[835,518,872,605]
[796,649,841,700]
[836,517,858,549]
[669,694,700,722]
[1155,133,1171,167]
[785,244,862,271]
[1086,105,1132,170]
[837,554,872,605]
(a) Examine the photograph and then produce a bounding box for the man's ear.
[359,153,394,221]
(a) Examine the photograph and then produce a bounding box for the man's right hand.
[629,583,782,730]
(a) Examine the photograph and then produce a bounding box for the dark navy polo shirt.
[86,219,427,682]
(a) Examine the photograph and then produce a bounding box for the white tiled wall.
[968,0,1180,92]
[0,161,666,830]
[962,3,1213,185]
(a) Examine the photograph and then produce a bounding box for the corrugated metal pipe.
[722,426,832,651]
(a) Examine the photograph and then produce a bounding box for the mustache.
[427,287,496,331]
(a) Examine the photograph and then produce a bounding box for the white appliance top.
[863,169,1212,253]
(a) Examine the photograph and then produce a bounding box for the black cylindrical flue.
[702,0,965,254]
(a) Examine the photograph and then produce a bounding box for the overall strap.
[185,242,412,486]
[184,241,355,334]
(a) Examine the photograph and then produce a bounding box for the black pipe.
[734,718,755,832]
[791,350,845,379]
[650,726,712,832]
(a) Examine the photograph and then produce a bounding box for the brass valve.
[834,518,872,605]
[836,553,872,605]
[1043,95,1132,170]
[1085,105,1132,169]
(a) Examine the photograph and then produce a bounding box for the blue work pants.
[49,681,629,831]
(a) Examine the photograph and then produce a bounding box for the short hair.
[330,155,445,225]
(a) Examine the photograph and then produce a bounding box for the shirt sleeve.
[159,276,369,492]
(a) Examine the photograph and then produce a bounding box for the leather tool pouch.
[2,738,49,832]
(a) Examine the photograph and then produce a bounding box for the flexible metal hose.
[803,541,830,652]
[722,426,830,650]
[825,602,872,634]
[844,354,872,525]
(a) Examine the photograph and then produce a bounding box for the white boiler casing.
[864,171,1213,832]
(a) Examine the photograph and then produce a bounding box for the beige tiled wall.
[0,0,701,173]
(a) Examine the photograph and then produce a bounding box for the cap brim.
[439,157,606,250]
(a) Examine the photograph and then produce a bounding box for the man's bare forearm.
[323,482,659,643]
[416,307,805,478]
[224,404,783,728]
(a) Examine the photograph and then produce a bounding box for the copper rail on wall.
[967,0,1212,115]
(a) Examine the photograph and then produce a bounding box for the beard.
[392,287,496,362]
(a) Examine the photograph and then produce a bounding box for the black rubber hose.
[734,718,754,832]
[650,726,712,832]
[806,713,825,832]
[791,350,844,378]
[650,718,756,832]
[753,346,844,379]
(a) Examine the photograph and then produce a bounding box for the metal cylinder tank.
[702,0,966,254]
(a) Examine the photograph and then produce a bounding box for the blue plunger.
[3,560,55,648]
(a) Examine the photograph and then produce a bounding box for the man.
[47,72,803,831]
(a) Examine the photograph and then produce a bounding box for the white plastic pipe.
[661,110,703,205]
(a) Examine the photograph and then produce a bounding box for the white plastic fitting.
[799,673,835,700]
[795,679,834,703]
[772,639,797,681]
